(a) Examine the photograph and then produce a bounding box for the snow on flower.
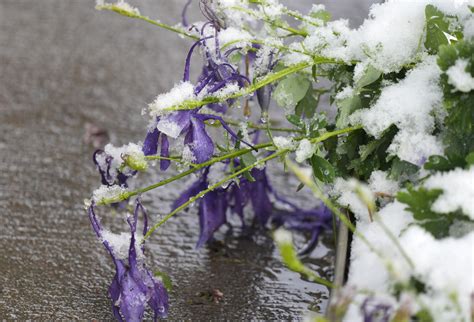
[148,82,196,117]
[88,201,169,320]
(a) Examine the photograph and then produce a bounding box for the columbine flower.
[361,297,392,322]
[271,203,332,255]
[173,162,332,250]
[143,5,256,168]
[88,200,169,321]
[93,145,140,188]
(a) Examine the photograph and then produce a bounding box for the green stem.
[217,118,303,133]
[98,141,274,205]
[160,61,312,113]
[96,3,199,41]
[144,150,286,239]
[145,155,199,168]
[229,5,308,37]
[97,126,360,205]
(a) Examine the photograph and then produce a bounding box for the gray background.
[0,0,377,319]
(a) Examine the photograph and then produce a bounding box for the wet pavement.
[0,0,376,319]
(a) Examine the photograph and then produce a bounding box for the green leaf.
[397,187,450,238]
[466,152,474,165]
[423,155,453,171]
[389,158,419,180]
[415,309,434,322]
[286,114,302,127]
[154,271,173,292]
[309,8,331,23]
[355,65,382,89]
[273,74,310,108]
[397,187,472,239]
[335,95,362,129]
[310,155,336,183]
[239,152,257,182]
[240,151,257,167]
[295,87,318,118]
[425,5,455,54]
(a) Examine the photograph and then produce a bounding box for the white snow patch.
[424,167,474,219]
[93,185,128,203]
[446,59,474,93]
[149,82,195,116]
[295,139,315,163]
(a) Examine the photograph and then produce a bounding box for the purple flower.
[361,298,392,322]
[172,167,228,247]
[271,204,332,255]
[88,200,169,321]
[173,162,332,250]
[93,149,136,188]
[143,9,255,168]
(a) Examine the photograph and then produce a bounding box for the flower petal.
[196,189,228,248]
[184,117,214,164]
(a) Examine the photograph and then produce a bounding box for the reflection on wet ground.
[0,0,375,319]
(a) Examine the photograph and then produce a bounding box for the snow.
[93,185,128,203]
[303,0,473,73]
[332,178,372,222]
[259,0,284,20]
[219,27,252,49]
[335,86,354,100]
[181,145,196,163]
[273,136,296,150]
[344,167,474,321]
[446,59,474,93]
[213,83,240,99]
[351,57,444,164]
[295,139,315,163]
[401,227,474,322]
[368,171,399,197]
[157,118,183,139]
[465,16,474,40]
[104,142,144,169]
[95,0,140,16]
[149,82,195,116]
[102,230,131,260]
[387,131,444,165]
[424,167,474,220]
[274,228,293,244]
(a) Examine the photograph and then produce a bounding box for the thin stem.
[97,126,361,205]
[145,155,199,168]
[96,3,200,41]
[160,61,312,113]
[141,126,360,238]
[144,150,286,239]
[217,118,303,133]
[229,5,308,37]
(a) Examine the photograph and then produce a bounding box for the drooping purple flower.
[271,204,332,255]
[361,298,393,322]
[172,161,332,250]
[88,200,169,321]
[235,167,274,226]
[93,149,136,188]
